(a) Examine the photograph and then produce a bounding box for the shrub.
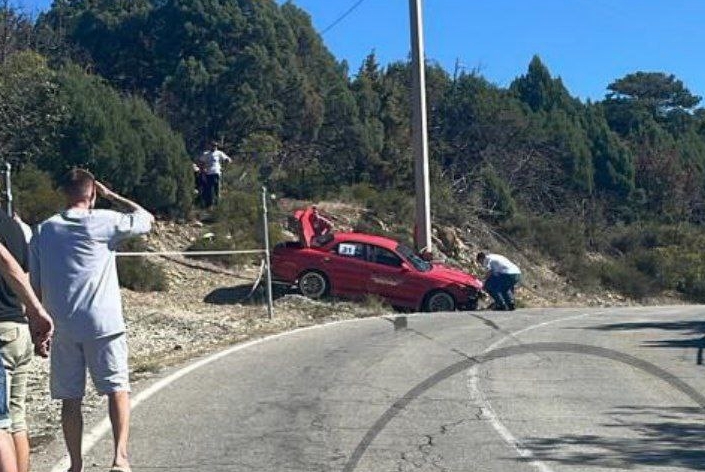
[653,246,705,302]
[188,185,284,267]
[12,165,64,224]
[337,184,413,228]
[480,168,517,223]
[596,261,654,300]
[502,215,586,263]
[116,238,168,292]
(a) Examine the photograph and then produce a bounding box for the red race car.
[272,207,483,312]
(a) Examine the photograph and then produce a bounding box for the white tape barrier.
[116,250,265,257]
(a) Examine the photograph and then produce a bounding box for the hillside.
[0,0,703,307]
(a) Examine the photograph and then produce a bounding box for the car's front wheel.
[298,271,329,299]
[424,290,456,312]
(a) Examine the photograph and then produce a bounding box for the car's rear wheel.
[298,271,329,299]
[424,290,456,312]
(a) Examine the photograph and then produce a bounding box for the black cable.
[320,0,366,35]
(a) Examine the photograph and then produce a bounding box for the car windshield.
[396,244,432,272]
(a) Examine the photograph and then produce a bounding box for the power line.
[320,0,366,35]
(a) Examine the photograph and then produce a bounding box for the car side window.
[335,242,366,261]
[368,245,403,268]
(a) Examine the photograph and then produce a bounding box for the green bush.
[188,185,284,267]
[601,224,705,302]
[653,246,705,302]
[480,168,517,223]
[116,238,168,292]
[337,184,413,227]
[13,165,64,224]
[502,215,586,263]
[596,261,654,300]
[48,65,193,216]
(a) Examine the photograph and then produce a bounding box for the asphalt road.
[45,306,705,471]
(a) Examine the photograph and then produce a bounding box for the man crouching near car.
[30,169,154,472]
[476,252,521,311]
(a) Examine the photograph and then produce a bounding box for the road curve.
[46,306,705,471]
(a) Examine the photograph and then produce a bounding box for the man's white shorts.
[50,332,130,399]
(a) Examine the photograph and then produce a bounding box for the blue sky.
[18,0,705,102]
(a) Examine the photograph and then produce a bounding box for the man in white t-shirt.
[476,252,521,311]
[197,141,232,207]
[30,169,154,472]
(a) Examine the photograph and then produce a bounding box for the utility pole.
[409,0,432,254]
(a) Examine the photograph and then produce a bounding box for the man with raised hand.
[30,169,154,472]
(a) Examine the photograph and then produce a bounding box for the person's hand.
[94,181,116,200]
[26,304,54,358]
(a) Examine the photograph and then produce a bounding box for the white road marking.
[49,316,387,472]
[467,312,603,472]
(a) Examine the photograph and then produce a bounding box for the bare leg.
[61,399,83,472]
[108,391,130,469]
[0,431,17,472]
[11,432,28,472]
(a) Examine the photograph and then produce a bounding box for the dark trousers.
[484,273,520,310]
[203,173,221,207]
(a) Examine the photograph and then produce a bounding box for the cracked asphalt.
[43,306,705,471]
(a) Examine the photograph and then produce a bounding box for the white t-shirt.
[29,209,152,341]
[198,150,231,175]
[484,254,521,275]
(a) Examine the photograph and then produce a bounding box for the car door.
[366,245,420,307]
[324,241,372,297]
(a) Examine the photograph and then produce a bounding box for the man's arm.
[220,150,232,163]
[95,181,155,224]
[0,242,53,356]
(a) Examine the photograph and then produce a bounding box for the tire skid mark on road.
[467,312,599,472]
[467,306,703,471]
[343,340,705,471]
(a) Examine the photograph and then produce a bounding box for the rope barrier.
[116,250,266,257]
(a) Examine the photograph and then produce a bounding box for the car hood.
[429,264,483,289]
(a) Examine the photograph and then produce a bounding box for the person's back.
[477,252,521,311]
[485,253,521,276]
[32,209,150,341]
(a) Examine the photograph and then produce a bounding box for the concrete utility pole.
[409,0,432,254]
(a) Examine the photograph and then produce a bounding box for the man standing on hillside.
[197,140,232,207]
[30,169,154,472]
[476,252,521,311]
[0,210,53,472]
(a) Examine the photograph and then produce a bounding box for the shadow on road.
[203,283,291,305]
[517,405,705,470]
[583,320,705,363]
